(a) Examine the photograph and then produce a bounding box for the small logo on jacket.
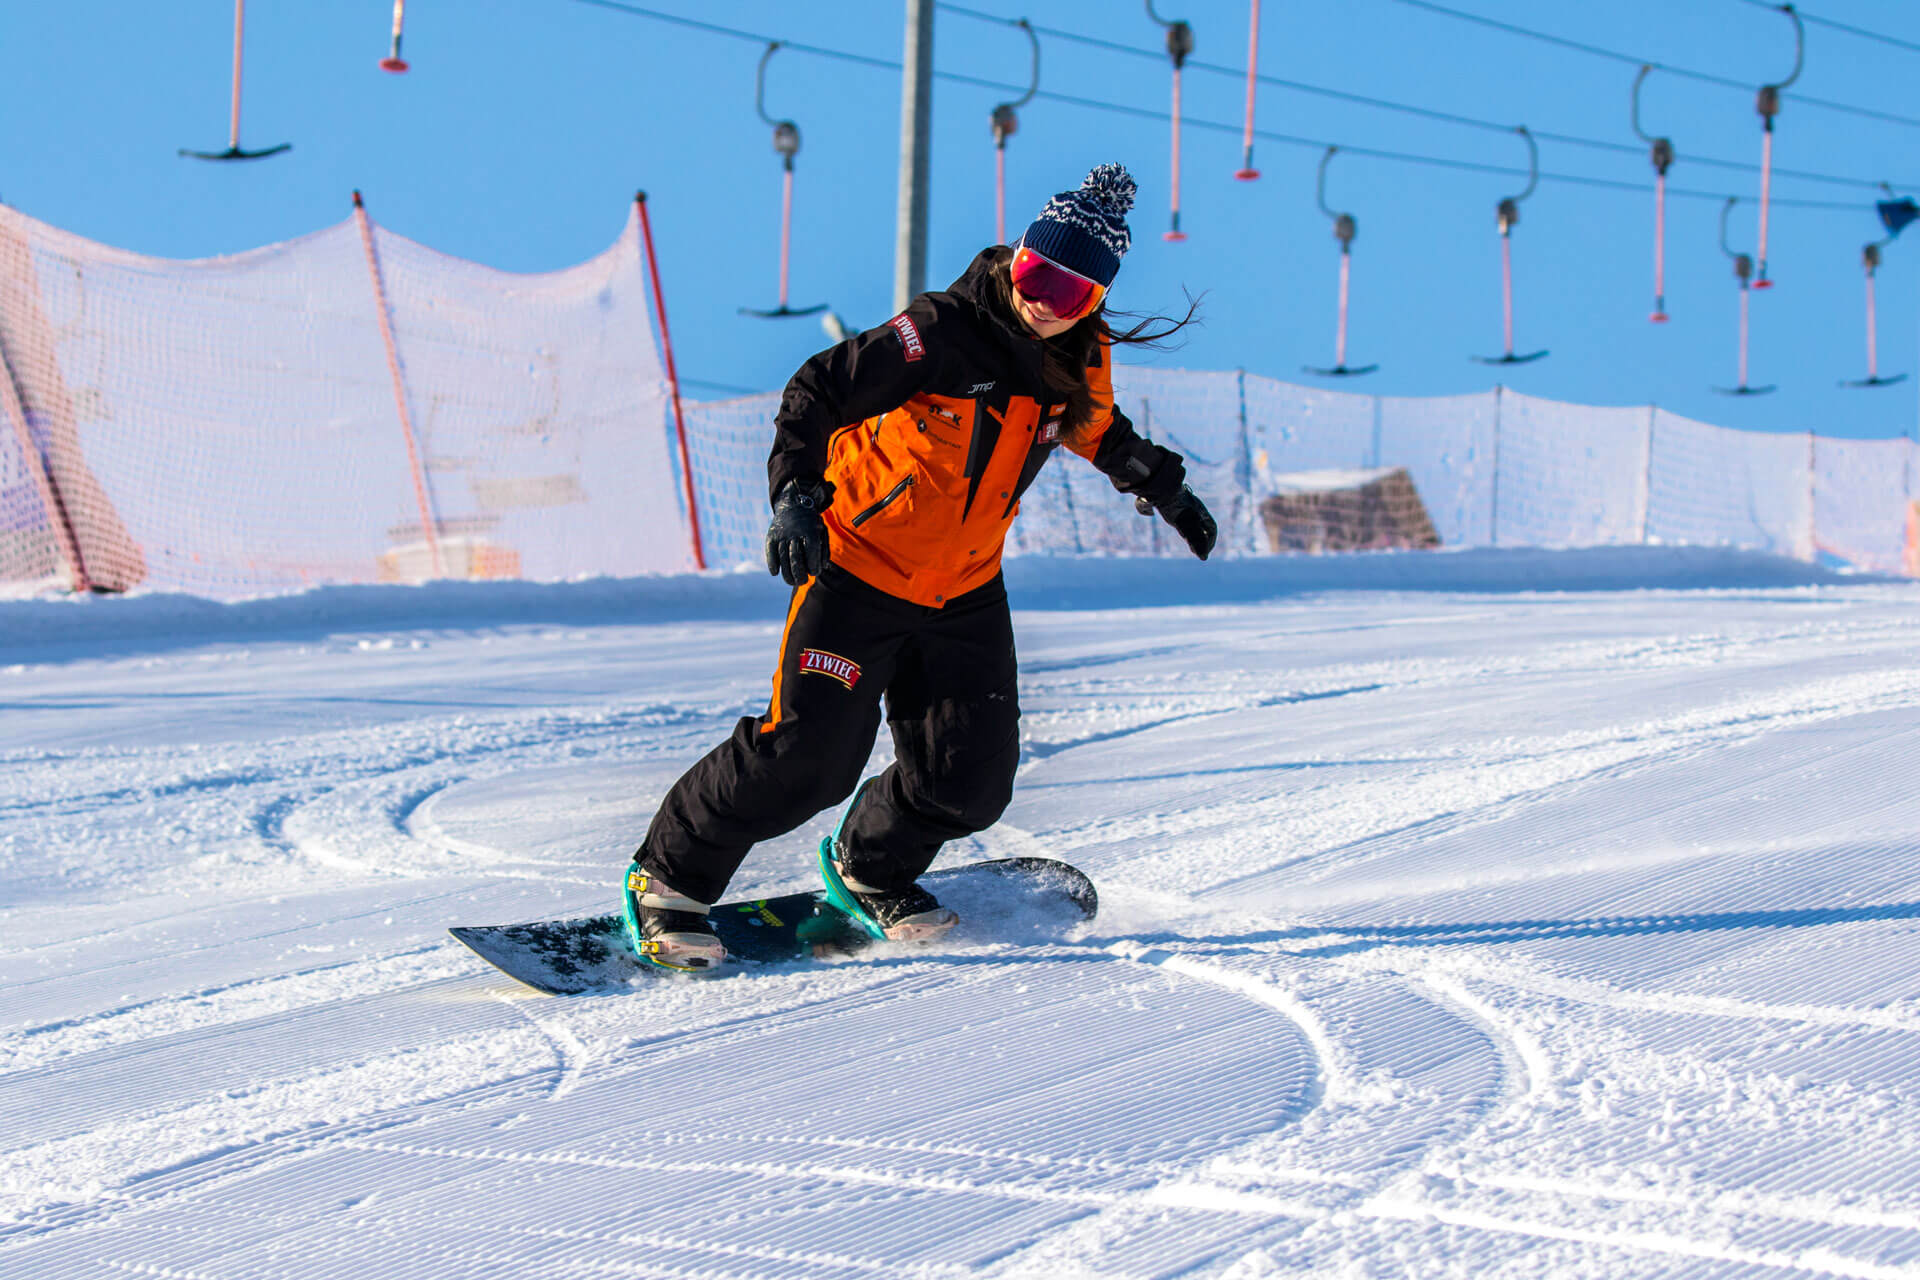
[889,314,925,362]
[1040,419,1062,443]
[798,648,862,689]
[969,381,997,395]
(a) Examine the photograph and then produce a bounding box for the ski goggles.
[1011,243,1107,322]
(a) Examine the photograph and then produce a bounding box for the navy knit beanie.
[1018,163,1137,288]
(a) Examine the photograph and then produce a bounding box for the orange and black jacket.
[769,249,1187,608]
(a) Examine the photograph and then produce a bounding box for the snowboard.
[450,856,1097,995]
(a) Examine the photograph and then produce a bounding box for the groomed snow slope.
[4,548,1920,1278]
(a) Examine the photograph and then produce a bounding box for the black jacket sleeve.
[766,296,951,506]
[1088,404,1188,507]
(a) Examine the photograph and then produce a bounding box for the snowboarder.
[624,163,1217,971]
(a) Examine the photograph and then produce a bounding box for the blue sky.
[4,0,1917,439]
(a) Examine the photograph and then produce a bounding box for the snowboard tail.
[450,857,1097,996]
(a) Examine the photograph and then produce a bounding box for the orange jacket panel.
[769,249,1186,607]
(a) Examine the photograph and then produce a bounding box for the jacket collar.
[948,248,1048,393]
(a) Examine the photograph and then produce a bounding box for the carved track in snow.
[6,581,1920,1276]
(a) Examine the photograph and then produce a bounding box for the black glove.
[1136,486,1217,560]
[765,478,834,586]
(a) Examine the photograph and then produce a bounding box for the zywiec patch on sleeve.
[888,313,925,363]
[797,648,862,690]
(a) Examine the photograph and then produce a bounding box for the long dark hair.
[986,246,1200,447]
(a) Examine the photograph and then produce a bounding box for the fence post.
[1805,428,1817,561]
[1369,392,1382,470]
[352,191,443,580]
[1141,397,1164,556]
[1235,368,1252,555]
[1489,383,1503,547]
[1640,403,1655,544]
[636,191,706,571]
[0,345,88,592]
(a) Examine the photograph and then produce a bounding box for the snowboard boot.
[621,864,727,973]
[817,837,959,943]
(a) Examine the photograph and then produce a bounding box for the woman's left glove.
[766,478,834,585]
[1137,486,1217,560]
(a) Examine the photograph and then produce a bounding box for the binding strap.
[626,866,711,915]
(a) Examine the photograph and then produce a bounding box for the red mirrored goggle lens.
[1011,246,1104,320]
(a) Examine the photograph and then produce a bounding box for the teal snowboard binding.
[816,779,960,943]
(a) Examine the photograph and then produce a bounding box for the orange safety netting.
[0,200,687,598]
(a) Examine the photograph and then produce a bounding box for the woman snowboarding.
[624,163,1217,971]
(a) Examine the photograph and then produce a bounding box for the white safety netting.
[1376,391,1499,549]
[367,219,681,585]
[1645,410,1813,560]
[682,391,781,573]
[0,202,680,598]
[681,374,1916,572]
[1493,392,1651,549]
[1813,435,1914,571]
[680,376,1914,575]
[5,195,1915,597]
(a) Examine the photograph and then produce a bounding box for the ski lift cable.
[1731,0,1920,59]
[566,0,899,71]
[935,2,1903,193]
[1025,75,1863,209]
[554,0,1869,213]
[1385,0,1920,130]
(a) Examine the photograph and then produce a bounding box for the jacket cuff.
[774,475,834,511]
[1105,444,1186,507]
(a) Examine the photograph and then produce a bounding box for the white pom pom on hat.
[1078,162,1138,217]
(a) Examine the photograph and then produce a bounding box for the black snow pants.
[636,564,1020,905]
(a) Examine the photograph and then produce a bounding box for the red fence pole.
[636,191,707,571]
[0,349,88,592]
[352,190,443,579]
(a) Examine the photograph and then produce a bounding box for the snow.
[4,546,1920,1278]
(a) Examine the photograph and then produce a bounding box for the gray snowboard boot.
[621,865,727,973]
[818,839,959,943]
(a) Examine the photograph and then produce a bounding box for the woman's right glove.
[765,478,834,585]
[1136,486,1218,560]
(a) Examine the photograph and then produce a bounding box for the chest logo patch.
[889,314,925,363]
[1040,419,1062,443]
[798,648,862,689]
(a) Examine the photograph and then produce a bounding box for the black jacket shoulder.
[766,249,1050,504]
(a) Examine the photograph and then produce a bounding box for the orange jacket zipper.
[849,474,916,527]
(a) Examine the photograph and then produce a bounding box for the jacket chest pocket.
[849,472,917,527]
